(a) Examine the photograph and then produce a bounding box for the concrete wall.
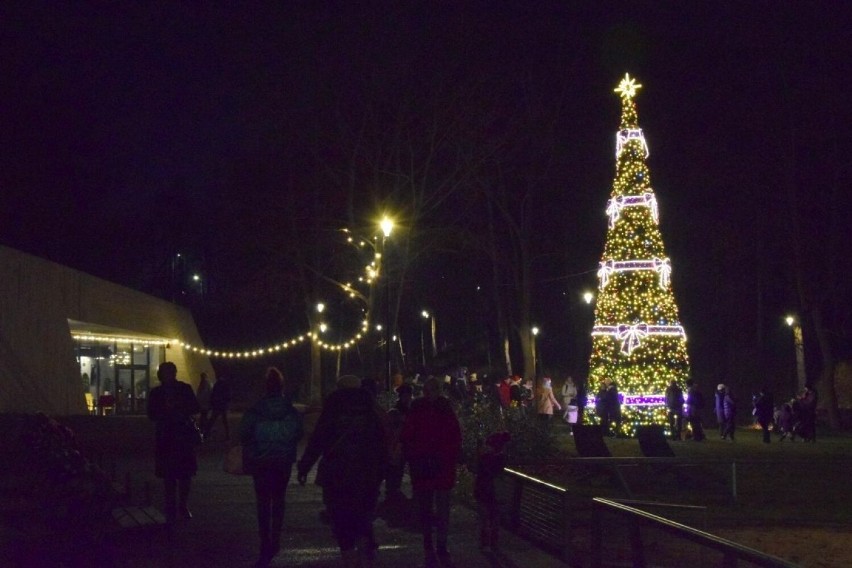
[0,245,213,415]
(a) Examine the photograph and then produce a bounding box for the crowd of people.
[146,362,822,566]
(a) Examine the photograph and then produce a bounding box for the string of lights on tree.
[587,74,691,437]
[72,227,387,358]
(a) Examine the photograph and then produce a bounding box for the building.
[0,245,213,415]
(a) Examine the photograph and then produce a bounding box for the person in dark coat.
[596,378,621,437]
[665,380,685,441]
[206,375,232,440]
[684,379,705,441]
[752,388,774,444]
[383,383,413,504]
[799,385,818,442]
[715,384,727,438]
[722,386,737,441]
[401,376,462,568]
[240,367,304,566]
[297,376,388,567]
[147,361,201,523]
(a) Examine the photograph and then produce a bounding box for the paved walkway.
[107,436,567,568]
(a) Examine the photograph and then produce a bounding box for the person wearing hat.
[474,431,511,551]
[715,384,727,438]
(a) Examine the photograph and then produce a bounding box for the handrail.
[592,497,800,568]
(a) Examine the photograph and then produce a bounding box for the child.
[474,431,511,551]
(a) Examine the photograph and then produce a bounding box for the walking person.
[684,379,705,441]
[722,386,737,441]
[536,377,561,432]
[799,385,818,442]
[665,380,685,440]
[196,372,212,437]
[147,361,201,524]
[240,368,304,567]
[297,375,388,567]
[401,376,462,568]
[752,387,774,444]
[206,375,232,441]
[715,384,727,438]
[560,376,578,423]
[383,383,413,505]
[474,431,510,552]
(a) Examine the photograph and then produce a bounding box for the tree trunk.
[811,308,840,429]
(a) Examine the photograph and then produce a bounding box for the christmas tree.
[588,74,690,437]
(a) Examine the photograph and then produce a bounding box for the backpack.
[249,410,302,468]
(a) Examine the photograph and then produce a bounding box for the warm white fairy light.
[175,317,371,358]
[592,324,687,355]
[615,128,649,158]
[597,258,672,289]
[606,193,658,228]
[72,333,170,346]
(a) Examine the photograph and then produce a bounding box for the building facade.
[0,245,213,415]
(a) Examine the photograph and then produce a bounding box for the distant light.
[319,323,328,333]
[785,315,796,327]
[532,326,539,336]
[192,274,201,282]
[316,303,325,313]
[422,310,430,319]
[583,291,594,304]
[376,324,383,331]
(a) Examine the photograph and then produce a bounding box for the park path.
[105,431,566,568]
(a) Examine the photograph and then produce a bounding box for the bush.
[456,396,558,466]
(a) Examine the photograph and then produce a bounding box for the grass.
[523,423,852,527]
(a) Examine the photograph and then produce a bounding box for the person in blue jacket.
[240,367,304,567]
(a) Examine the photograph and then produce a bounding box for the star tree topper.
[614,73,642,99]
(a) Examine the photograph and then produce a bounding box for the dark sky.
[1,3,850,388]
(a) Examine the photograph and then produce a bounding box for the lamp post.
[420,311,429,367]
[381,217,394,392]
[531,326,540,379]
[786,315,806,393]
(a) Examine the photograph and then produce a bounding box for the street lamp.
[420,311,429,367]
[786,314,806,392]
[531,326,540,379]
[381,217,394,392]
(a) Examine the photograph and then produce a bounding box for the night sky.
[2,3,850,393]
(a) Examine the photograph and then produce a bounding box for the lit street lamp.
[786,314,806,392]
[531,326,540,379]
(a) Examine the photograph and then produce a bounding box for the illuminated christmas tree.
[588,74,690,437]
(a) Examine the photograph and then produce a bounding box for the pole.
[384,236,391,393]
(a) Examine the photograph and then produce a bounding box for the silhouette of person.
[401,376,462,568]
[240,367,304,566]
[206,375,232,440]
[147,361,201,523]
[297,375,388,567]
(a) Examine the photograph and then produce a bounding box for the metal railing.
[591,497,800,568]
[501,464,802,567]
